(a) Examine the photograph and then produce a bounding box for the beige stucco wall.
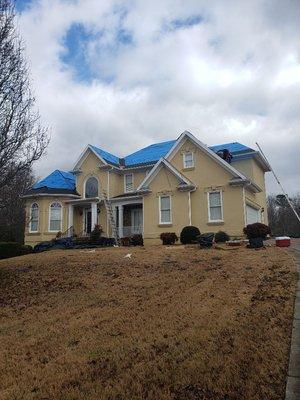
[143,166,190,244]
[232,156,268,224]
[143,138,249,244]
[25,196,70,247]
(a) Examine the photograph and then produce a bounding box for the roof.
[89,145,120,166]
[25,170,79,196]
[87,139,255,168]
[210,142,254,154]
[27,134,267,195]
[124,140,176,167]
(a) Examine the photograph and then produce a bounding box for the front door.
[132,208,142,234]
[84,209,92,234]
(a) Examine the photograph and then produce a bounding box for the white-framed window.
[124,173,133,192]
[49,202,62,231]
[85,176,98,198]
[29,203,39,232]
[208,191,223,222]
[159,195,172,224]
[183,152,194,168]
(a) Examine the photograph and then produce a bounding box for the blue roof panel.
[124,140,176,166]
[90,145,119,165]
[209,142,254,154]
[31,139,258,192]
[33,170,76,190]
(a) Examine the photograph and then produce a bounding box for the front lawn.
[0,246,296,400]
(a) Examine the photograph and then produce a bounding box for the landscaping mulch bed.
[0,245,297,400]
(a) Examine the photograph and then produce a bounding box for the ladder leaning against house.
[100,188,121,246]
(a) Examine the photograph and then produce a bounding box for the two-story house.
[23,131,270,246]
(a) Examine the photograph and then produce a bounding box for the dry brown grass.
[0,245,297,400]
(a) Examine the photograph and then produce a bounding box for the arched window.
[85,177,98,198]
[49,202,62,231]
[30,203,39,232]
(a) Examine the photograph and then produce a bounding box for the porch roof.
[64,197,101,205]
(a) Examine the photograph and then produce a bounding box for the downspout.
[242,187,247,227]
[188,191,191,226]
[188,187,197,226]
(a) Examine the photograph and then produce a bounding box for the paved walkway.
[285,240,300,400]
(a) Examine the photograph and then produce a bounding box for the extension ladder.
[100,188,121,246]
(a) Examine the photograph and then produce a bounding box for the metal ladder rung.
[100,189,121,246]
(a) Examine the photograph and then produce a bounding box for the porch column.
[91,202,97,230]
[68,204,74,230]
[118,205,124,238]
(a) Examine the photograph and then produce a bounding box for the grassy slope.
[0,246,297,400]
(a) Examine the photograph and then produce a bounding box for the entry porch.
[65,196,143,239]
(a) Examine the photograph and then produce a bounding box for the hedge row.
[0,242,33,260]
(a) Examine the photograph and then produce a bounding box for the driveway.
[285,238,300,400]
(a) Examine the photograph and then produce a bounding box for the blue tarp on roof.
[209,142,254,154]
[124,140,176,166]
[90,145,120,165]
[33,170,76,190]
[31,139,257,191]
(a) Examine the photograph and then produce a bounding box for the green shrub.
[0,242,33,260]
[243,223,271,239]
[180,226,201,244]
[131,234,143,246]
[160,232,178,245]
[121,237,131,246]
[21,245,33,254]
[214,231,230,243]
[90,224,103,243]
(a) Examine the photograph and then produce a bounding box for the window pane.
[31,220,38,231]
[160,196,170,210]
[85,177,98,198]
[125,174,133,184]
[184,152,193,167]
[50,220,60,231]
[210,206,222,220]
[50,203,61,231]
[161,210,171,223]
[125,174,133,192]
[51,209,61,220]
[30,204,38,231]
[209,192,221,207]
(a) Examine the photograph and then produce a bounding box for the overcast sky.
[16,0,300,195]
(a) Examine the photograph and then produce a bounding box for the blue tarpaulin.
[124,140,176,166]
[32,140,255,191]
[90,145,120,165]
[32,170,76,190]
[209,142,254,154]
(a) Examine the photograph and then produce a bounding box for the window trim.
[124,173,134,193]
[84,175,99,199]
[207,190,224,222]
[29,202,39,233]
[183,151,194,168]
[159,195,172,225]
[48,202,63,232]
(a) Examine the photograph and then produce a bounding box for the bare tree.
[0,166,34,242]
[267,194,300,237]
[0,0,48,191]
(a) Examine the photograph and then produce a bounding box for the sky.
[15,0,300,195]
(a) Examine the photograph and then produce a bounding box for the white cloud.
[17,0,300,195]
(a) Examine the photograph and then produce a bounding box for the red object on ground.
[275,236,291,247]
